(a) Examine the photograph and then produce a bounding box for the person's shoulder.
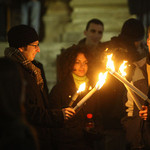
[32,60,42,65]
[52,74,73,90]
[97,41,110,51]
[99,39,113,49]
[103,36,126,48]
[32,60,43,69]
[134,57,146,67]
[78,38,86,45]
[57,74,73,86]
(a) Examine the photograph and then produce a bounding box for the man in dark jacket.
[122,55,150,150]
[4,24,75,150]
[97,18,146,150]
[124,25,150,150]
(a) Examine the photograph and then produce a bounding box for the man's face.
[84,23,104,46]
[19,40,40,61]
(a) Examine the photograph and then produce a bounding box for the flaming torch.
[118,60,142,110]
[106,54,150,108]
[73,72,108,111]
[68,82,86,107]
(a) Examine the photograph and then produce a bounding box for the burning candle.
[118,60,142,110]
[109,70,148,100]
[125,84,142,110]
[106,54,150,106]
[68,82,86,107]
[73,72,107,111]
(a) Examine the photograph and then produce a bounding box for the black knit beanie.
[121,18,144,41]
[7,25,39,48]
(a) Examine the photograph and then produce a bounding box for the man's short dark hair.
[86,18,104,30]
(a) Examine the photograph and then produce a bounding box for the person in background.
[0,0,7,41]
[103,18,147,64]
[4,24,75,150]
[128,0,150,34]
[0,57,38,150]
[21,0,41,35]
[121,26,150,150]
[78,18,104,47]
[49,45,103,150]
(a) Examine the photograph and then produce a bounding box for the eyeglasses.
[28,43,39,48]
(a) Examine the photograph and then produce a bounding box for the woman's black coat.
[49,74,103,150]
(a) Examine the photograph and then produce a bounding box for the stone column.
[63,0,131,43]
[42,1,71,43]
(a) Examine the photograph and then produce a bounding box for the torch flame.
[118,61,128,77]
[105,48,108,52]
[89,86,92,90]
[106,54,115,72]
[77,82,86,93]
[95,72,108,90]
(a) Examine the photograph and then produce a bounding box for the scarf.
[4,47,44,91]
[72,73,89,89]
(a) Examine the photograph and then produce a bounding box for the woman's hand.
[62,107,75,120]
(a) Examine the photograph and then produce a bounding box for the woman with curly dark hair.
[57,45,90,82]
[49,44,103,150]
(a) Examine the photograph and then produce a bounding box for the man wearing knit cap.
[4,24,75,150]
[103,18,147,64]
[121,25,150,150]
[95,18,148,150]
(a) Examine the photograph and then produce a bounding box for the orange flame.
[95,72,108,90]
[105,48,108,52]
[77,82,86,93]
[106,54,115,72]
[118,61,128,77]
[89,86,92,90]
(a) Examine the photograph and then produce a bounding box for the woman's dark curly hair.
[57,44,92,82]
